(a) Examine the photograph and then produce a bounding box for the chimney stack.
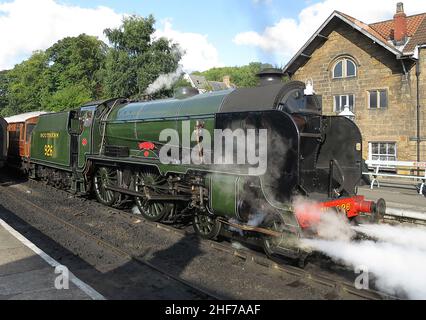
[394,2,408,44]
[223,75,231,88]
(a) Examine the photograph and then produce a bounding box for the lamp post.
[339,105,355,122]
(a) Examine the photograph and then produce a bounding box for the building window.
[332,58,357,79]
[334,94,355,113]
[368,89,388,109]
[369,142,397,162]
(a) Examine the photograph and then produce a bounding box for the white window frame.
[332,58,357,79]
[333,94,355,113]
[368,142,397,163]
[368,89,388,109]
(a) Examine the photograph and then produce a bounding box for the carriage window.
[15,125,21,140]
[26,124,36,142]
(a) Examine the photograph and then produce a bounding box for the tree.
[42,85,93,112]
[45,34,107,99]
[193,62,276,88]
[4,34,107,115]
[173,77,192,89]
[102,15,182,99]
[6,51,49,115]
[0,70,9,114]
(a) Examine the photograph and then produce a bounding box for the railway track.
[0,181,221,300]
[0,173,398,300]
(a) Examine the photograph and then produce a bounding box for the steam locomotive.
[6,69,386,262]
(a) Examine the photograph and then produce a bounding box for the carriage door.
[18,123,25,157]
[78,106,96,169]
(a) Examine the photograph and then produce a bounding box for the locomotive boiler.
[23,69,385,262]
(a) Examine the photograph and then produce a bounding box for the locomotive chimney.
[394,2,408,45]
[256,68,285,86]
[174,86,199,99]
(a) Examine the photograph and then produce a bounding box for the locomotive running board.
[105,185,192,202]
[218,219,282,238]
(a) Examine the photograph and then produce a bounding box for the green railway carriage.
[27,77,385,263]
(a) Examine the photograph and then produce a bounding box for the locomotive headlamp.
[304,79,315,95]
[339,106,355,121]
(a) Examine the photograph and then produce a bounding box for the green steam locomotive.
[23,71,385,261]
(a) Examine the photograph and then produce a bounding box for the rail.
[363,160,426,195]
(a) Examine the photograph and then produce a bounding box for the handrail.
[363,160,426,195]
[366,160,426,168]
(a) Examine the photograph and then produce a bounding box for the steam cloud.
[145,65,184,95]
[293,197,355,242]
[300,208,426,299]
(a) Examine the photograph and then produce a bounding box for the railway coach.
[0,117,7,168]
[5,112,47,170]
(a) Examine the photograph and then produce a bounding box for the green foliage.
[42,84,92,112]
[1,14,183,116]
[6,51,49,115]
[193,62,275,88]
[0,70,9,114]
[46,34,107,98]
[0,14,279,118]
[3,34,107,116]
[102,15,182,99]
[173,77,192,89]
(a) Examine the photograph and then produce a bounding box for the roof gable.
[284,10,425,75]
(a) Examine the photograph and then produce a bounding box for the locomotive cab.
[277,83,363,201]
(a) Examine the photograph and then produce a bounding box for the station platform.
[358,183,426,220]
[0,219,104,300]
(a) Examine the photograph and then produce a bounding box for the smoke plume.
[145,65,184,95]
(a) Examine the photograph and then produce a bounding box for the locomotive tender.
[17,70,386,261]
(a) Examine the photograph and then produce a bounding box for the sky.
[1,0,426,72]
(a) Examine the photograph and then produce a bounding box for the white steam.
[132,205,141,215]
[354,224,426,251]
[303,222,426,299]
[145,65,184,95]
[315,211,355,242]
[293,197,355,242]
[247,212,267,227]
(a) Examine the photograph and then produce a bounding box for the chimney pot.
[223,75,231,88]
[394,2,408,44]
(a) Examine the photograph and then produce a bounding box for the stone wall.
[292,22,425,163]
